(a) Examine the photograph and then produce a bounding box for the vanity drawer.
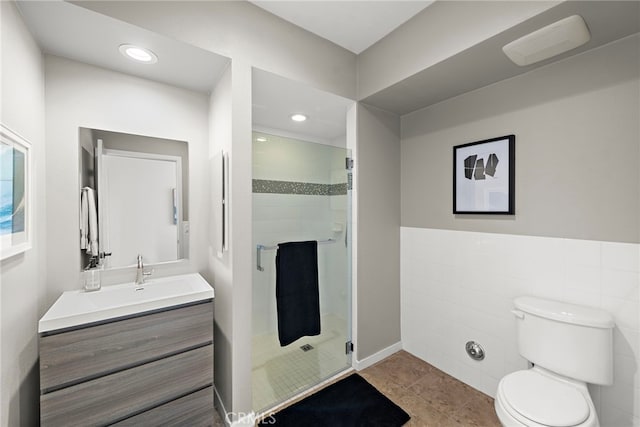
[41,344,213,427]
[113,385,214,426]
[40,301,213,392]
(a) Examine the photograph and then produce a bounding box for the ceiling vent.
[503,15,591,67]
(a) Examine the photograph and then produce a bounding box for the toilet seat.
[496,367,599,427]
[500,370,590,427]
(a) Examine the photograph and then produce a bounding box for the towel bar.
[256,239,335,271]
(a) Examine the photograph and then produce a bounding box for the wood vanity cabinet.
[39,300,214,426]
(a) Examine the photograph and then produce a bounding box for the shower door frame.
[250,135,354,414]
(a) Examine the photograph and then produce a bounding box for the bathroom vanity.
[38,273,214,426]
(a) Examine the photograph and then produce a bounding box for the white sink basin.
[39,273,214,333]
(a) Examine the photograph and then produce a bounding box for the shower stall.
[251,130,353,413]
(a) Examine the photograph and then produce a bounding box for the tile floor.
[215,349,501,426]
[359,350,501,427]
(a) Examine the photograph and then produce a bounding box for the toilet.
[495,296,615,427]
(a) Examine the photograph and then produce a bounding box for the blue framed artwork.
[1,124,31,260]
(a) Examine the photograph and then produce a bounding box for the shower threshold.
[255,367,355,421]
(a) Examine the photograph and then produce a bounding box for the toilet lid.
[502,370,590,427]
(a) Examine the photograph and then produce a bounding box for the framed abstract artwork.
[453,135,515,214]
[1,124,32,260]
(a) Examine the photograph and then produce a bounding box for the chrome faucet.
[135,254,152,285]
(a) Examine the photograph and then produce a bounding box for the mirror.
[79,127,189,270]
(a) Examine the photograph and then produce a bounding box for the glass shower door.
[251,131,352,413]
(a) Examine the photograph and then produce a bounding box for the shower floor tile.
[252,314,349,413]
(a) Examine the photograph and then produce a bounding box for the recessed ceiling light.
[290,113,307,122]
[256,137,267,142]
[119,44,158,64]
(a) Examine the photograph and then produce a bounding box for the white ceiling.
[17,0,435,96]
[249,1,433,54]
[17,1,230,94]
[17,0,354,143]
[252,69,353,143]
[17,0,639,121]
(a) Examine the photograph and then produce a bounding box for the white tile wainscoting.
[401,227,640,427]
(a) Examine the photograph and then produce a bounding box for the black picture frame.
[453,135,515,214]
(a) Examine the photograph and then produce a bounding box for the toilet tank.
[513,296,614,385]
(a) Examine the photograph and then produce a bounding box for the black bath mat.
[258,374,410,427]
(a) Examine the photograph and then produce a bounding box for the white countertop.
[39,273,214,333]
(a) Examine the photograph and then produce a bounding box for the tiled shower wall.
[253,193,348,336]
[401,227,640,426]
[252,133,349,337]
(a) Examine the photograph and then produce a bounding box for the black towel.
[276,241,321,346]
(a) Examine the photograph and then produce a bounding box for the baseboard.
[353,341,402,371]
[214,387,230,426]
[214,386,255,427]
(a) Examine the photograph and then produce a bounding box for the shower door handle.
[257,245,265,271]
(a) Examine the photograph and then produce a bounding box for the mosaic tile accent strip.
[329,183,347,196]
[253,179,347,196]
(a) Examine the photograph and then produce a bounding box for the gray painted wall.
[401,35,640,244]
[208,64,234,415]
[78,127,95,190]
[229,60,253,418]
[0,2,46,426]
[357,1,557,100]
[356,104,402,359]
[207,61,253,418]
